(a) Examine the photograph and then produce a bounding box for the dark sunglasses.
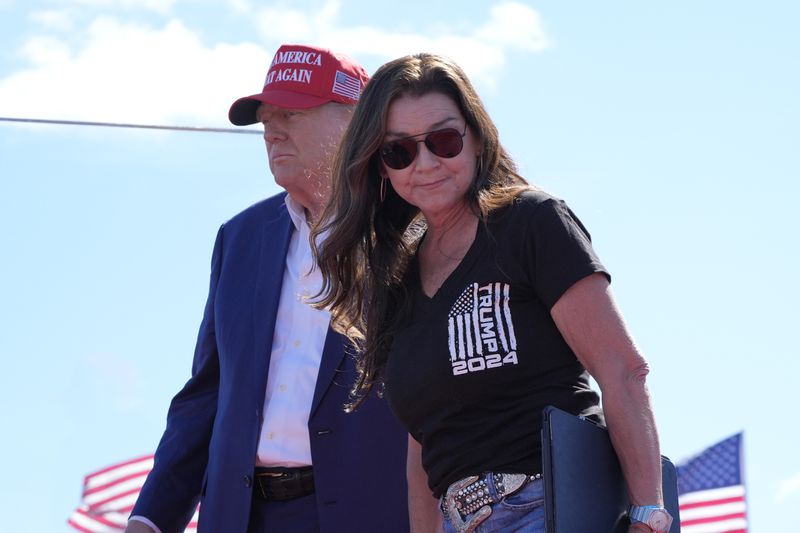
[379,123,468,170]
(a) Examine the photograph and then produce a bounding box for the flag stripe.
[447,315,457,361]
[456,314,465,359]
[70,507,125,527]
[464,313,474,357]
[680,494,745,510]
[493,283,508,352]
[85,456,154,490]
[86,476,148,506]
[682,511,747,527]
[680,499,745,519]
[91,491,140,514]
[682,519,747,533]
[679,485,745,505]
[471,282,482,355]
[85,470,151,496]
[502,283,516,350]
[84,455,153,481]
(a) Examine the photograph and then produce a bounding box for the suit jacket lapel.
[310,327,346,417]
[252,204,293,403]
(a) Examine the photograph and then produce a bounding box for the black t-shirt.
[384,190,609,497]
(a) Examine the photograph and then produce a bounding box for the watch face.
[648,509,673,531]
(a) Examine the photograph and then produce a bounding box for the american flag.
[677,432,747,533]
[68,455,198,532]
[447,282,516,362]
[331,70,361,100]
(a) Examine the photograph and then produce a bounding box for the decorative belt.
[442,472,542,533]
[254,466,314,501]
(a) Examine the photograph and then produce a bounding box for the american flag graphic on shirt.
[448,282,517,374]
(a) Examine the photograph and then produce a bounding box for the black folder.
[541,405,680,532]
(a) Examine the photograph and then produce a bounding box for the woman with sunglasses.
[312,53,669,533]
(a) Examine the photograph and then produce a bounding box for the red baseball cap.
[228,44,370,126]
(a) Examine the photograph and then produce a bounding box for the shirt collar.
[284,194,308,233]
[284,194,330,248]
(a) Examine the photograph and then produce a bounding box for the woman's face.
[381,92,480,223]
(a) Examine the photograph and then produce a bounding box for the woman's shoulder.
[491,188,563,223]
[515,188,562,209]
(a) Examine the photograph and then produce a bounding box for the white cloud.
[0,16,269,126]
[478,2,550,52]
[29,9,77,31]
[776,472,800,503]
[55,0,181,14]
[0,0,549,127]
[21,36,72,65]
[226,0,252,15]
[253,0,549,89]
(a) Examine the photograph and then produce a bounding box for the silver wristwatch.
[628,504,673,532]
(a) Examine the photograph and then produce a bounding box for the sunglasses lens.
[380,127,466,170]
[381,139,417,170]
[426,129,464,158]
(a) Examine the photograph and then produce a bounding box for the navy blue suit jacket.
[132,193,409,532]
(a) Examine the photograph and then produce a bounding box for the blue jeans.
[441,477,545,533]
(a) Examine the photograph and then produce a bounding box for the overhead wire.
[0,116,262,135]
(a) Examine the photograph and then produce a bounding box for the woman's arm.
[407,435,444,533]
[551,273,665,532]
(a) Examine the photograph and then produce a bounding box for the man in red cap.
[126,44,409,533]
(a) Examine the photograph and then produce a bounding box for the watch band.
[628,504,661,522]
[628,504,673,532]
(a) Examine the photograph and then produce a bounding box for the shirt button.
[293,340,301,348]
[268,432,274,440]
[279,384,287,393]
[243,475,252,488]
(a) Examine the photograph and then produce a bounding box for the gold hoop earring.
[380,177,387,203]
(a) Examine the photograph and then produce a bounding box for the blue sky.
[1,1,798,531]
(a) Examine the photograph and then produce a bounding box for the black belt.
[254,466,315,501]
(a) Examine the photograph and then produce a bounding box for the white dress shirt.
[255,194,331,466]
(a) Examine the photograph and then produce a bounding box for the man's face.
[256,102,351,214]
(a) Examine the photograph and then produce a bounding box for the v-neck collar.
[416,220,484,301]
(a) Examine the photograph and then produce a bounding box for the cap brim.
[228,90,332,126]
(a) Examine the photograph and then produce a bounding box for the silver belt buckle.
[444,476,492,533]
[495,472,529,496]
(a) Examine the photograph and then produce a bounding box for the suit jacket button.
[244,475,252,488]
